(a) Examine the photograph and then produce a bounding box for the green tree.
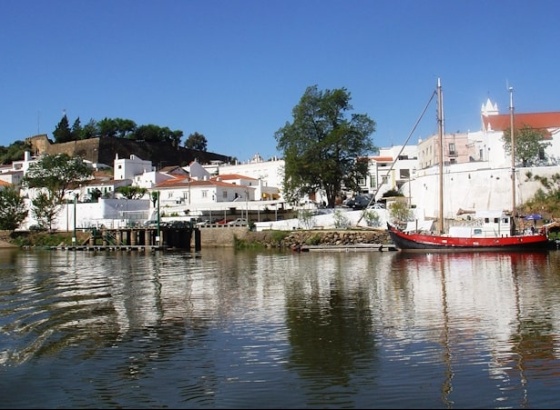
[184,132,208,151]
[0,140,32,165]
[297,209,316,229]
[134,124,163,142]
[97,117,118,138]
[522,171,560,217]
[89,188,102,202]
[22,154,93,230]
[275,85,376,208]
[113,118,137,139]
[0,185,28,231]
[71,117,82,140]
[501,125,551,167]
[30,191,59,231]
[116,186,148,200]
[81,119,98,139]
[53,114,73,143]
[361,209,380,227]
[169,129,184,148]
[389,198,413,225]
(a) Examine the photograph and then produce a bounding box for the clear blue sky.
[1,0,559,162]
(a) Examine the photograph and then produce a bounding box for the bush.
[305,234,322,245]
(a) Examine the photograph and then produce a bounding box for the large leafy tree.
[275,85,376,208]
[501,125,551,167]
[0,185,28,231]
[22,154,93,230]
[113,118,137,139]
[184,132,208,151]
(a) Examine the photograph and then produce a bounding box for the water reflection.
[389,251,560,408]
[0,249,560,408]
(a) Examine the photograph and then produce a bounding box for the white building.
[114,154,154,180]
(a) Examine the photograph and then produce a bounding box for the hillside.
[26,134,232,168]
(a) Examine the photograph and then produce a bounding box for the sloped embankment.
[242,229,391,249]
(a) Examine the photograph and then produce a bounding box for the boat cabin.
[449,210,511,238]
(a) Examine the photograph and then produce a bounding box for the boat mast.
[509,86,516,235]
[437,78,444,234]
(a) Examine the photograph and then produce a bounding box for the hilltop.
[26,134,232,168]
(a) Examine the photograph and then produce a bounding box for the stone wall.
[199,226,251,247]
[26,135,232,168]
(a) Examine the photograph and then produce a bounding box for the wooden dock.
[48,244,165,252]
[296,243,398,252]
[52,225,201,252]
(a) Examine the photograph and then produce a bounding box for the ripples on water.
[1,248,560,408]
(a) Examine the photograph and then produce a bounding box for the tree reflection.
[285,287,377,385]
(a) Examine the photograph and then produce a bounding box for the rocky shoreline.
[244,229,392,249]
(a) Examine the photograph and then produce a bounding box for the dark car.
[344,195,373,210]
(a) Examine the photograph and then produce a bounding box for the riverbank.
[0,228,392,250]
[0,231,91,248]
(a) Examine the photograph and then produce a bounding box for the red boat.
[386,79,551,252]
[387,222,550,252]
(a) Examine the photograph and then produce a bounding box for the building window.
[449,143,456,156]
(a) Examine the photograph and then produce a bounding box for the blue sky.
[1,0,558,162]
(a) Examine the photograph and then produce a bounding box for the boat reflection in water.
[389,250,560,408]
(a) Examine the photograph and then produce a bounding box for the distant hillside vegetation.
[26,135,232,169]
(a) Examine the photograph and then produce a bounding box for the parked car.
[343,195,373,210]
[226,218,248,226]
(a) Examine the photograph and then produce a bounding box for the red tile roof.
[483,112,560,132]
[212,174,258,181]
[371,156,394,162]
[155,177,242,189]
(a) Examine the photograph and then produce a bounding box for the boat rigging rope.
[357,88,437,225]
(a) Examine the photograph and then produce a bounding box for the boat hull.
[387,223,551,252]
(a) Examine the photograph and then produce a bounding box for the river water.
[1,247,560,409]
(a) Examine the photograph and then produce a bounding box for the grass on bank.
[233,230,291,250]
[7,231,91,247]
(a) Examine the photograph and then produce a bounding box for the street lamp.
[72,193,77,245]
[245,188,249,223]
[156,191,161,246]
